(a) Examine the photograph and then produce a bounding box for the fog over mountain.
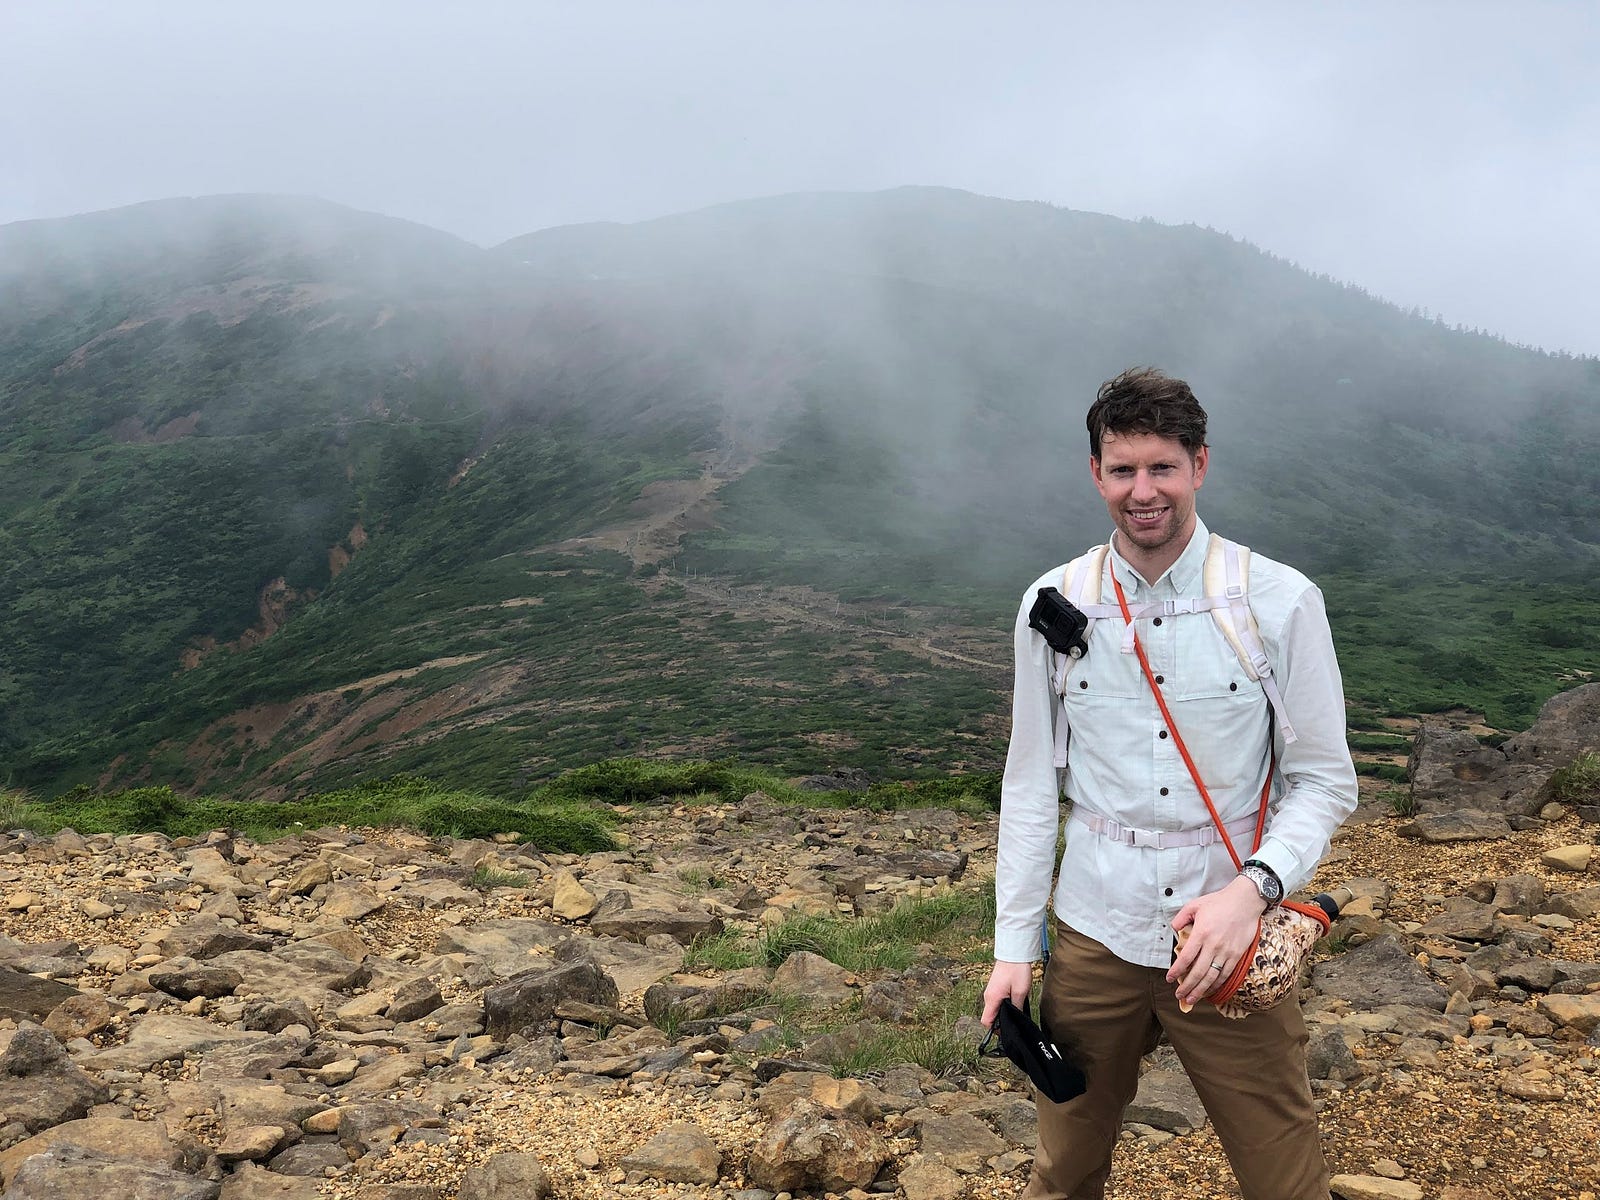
[3,2,1596,356]
[1,189,1596,798]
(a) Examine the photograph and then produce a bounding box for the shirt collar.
[1108,515,1210,594]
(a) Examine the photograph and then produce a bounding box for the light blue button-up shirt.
[993,517,1358,968]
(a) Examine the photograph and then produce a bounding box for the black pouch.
[979,997,1088,1103]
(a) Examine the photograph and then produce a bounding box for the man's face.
[1091,430,1209,564]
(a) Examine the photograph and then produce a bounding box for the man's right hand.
[980,960,1035,1027]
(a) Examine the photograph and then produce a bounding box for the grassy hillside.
[1,189,1597,797]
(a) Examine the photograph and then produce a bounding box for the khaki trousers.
[1022,922,1330,1200]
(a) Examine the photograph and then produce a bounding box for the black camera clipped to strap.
[1029,587,1090,659]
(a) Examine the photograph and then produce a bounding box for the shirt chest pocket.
[1061,618,1271,788]
[1061,615,1259,701]
[1165,629,1272,789]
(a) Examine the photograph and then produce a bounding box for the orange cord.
[1110,573,1271,872]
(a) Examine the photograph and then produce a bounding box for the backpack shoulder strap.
[1201,534,1298,744]
[1051,545,1111,695]
[1049,544,1110,769]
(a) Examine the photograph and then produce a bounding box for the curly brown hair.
[1086,367,1208,459]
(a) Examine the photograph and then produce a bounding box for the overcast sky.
[3,1,1596,354]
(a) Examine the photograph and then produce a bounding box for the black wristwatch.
[1240,859,1284,907]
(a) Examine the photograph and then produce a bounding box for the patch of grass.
[820,977,987,1078]
[757,889,995,973]
[0,788,38,832]
[1379,787,1416,818]
[1549,751,1600,803]
[21,775,617,852]
[681,930,761,974]
[657,985,804,1041]
[830,1025,982,1078]
[676,865,730,893]
[529,757,1002,815]
[1354,762,1409,784]
[469,865,530,891]
[1346,731,1412,753]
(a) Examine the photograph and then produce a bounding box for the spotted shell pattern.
[1215,906,1326,1020]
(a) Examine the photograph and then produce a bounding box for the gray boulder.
[431,920,567,979]
[149,966,244,1000]
[619,1122,722,1185]
[77,1014,270,1073]
[484,958,619,1040]
[1415,899,1498,943]
[386,977,444,1023]
[746,1098,890,1192]
[1406,725,1545,816]
[219,1162,326,1200]
[1503,682,1600,766]
[1397,810,1512,843]
[0,969,81,1024]
[588,890,723,945]
[1309,935,1449,1011]
[155,918,274,961]
[915,1113,1008,1172]
[0,1025,106,1136]
[0,1115,190,1188]
[459,1151,553,1200]
[4,1145,220,1200]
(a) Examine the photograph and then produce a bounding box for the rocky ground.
[3,689,1600,1200]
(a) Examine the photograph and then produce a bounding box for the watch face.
[1247,864,1281,903]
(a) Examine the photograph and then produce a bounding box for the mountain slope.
[2,189,1597,796]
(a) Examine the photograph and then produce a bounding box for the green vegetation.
[1354,762,1409,784]
[1324,577,1597,732]
[825,978,987,1078]
[676,866,729,893]
[682,889,996,976]
[1548,752,1600,803]
[679,887,996,1077]
[1380,787,1417,818]
[759,888,995,973]
[0,789,36,832]
[538,758,1001,814]
[1346,731,1412,754]
[18,776,617,852]
[3,190,1598,801]
[469,865,531,890]
[682,929,759,974]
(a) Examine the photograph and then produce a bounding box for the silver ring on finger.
[1209,962,1223,972]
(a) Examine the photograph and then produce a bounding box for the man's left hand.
[1166,876,1267,1009]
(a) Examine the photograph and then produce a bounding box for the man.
[981,367,1357,1200]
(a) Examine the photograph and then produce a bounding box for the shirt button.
[1158,730,1168,739]
[1079,680,1089,689]
[1160,787,1169,796]
[1164,888,1174,897]
[1154,674,1164,684]
[1230,682,1238,691]
[1153,617,1163,626]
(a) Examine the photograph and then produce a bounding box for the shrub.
[0,789,37,832]
[1549,752,1600,803]
[469,865,529,890]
